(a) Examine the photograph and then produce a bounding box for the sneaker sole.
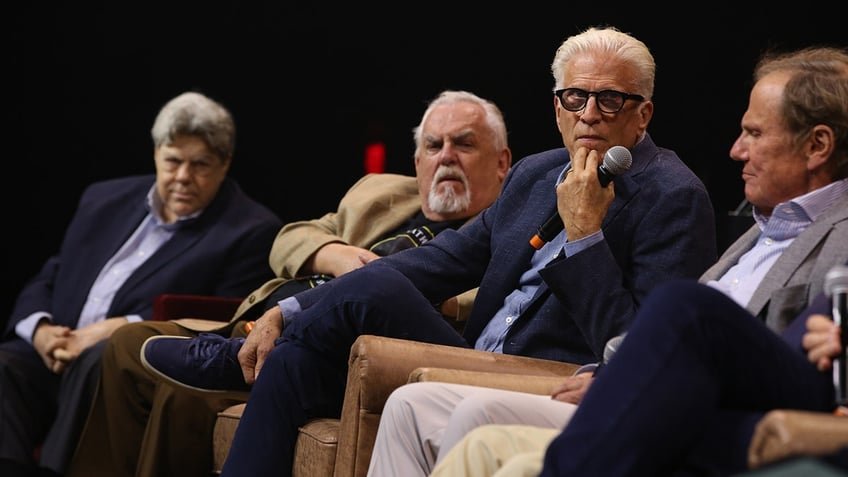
[140,335,251,404]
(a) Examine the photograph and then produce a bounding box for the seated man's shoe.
[141,333,251,402]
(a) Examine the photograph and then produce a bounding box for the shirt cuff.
[279,296,302,325]
[564,230,604,257]
[15,312,51,344]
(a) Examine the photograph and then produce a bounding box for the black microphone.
[529,146,633,249]
[826,264,848,406]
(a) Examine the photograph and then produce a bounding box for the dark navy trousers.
[539,280,835,477]
[220,265,470,477]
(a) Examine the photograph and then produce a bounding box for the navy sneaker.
[140,333,251,402]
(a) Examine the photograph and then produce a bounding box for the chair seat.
[212,404,246,474]
[294,419,340,477]
[212,404,340,476]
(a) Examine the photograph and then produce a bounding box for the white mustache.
[433,166,468,187]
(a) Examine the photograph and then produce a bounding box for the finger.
[254,342,275,382]
[747,435,764,468]
[253,353,265,382]
[570,147,589,171]
[241,358,256,385]
[52,360,66,374]
[359,250,381,265]
[809,338,840,367]
[53,348,73,361]
[585,149,601,170]
[558,391,583,405]
[238,345,256,385]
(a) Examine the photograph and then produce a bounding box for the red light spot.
[364,142,386,173]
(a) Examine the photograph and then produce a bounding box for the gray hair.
[754,46,848,179]
[151,91,236,160]
[412,90,509,155]
[551,26,656,100]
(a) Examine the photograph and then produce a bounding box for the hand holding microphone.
[826,265,848,406]
[530,146,632,249]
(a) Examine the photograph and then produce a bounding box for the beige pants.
[431,424,559,477]
[366,381,576,477]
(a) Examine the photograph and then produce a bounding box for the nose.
[174,161,194,180]
[729,135,746,162]
[579,96,602,122]
[437,143,459,164]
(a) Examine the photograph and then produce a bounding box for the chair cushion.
[212,403,246,474]
[211,403,340,477]
[294,419,340,477]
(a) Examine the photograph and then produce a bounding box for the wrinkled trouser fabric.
[221,266,469,477]
[539,280,834,477]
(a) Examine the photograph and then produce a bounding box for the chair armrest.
[333,335,580,477]
[348,335,579,411]
[409,367,567,396]
[151,294,243,322]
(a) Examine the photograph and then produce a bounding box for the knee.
[636,279,729,330]
[461,424,516,453]
[109,322,153,351]
[497,450,546,477]
[661,279,737,309]
[104,322,175,371]
[108,321,184,355]
[452,393,505,424]
[647,280,714,307]
[384,382,429,417]
[382,382,456,429]
[334,264,414,303]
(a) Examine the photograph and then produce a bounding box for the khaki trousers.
[66,321,236,477]
[430,424,558,477]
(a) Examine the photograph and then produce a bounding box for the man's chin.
[430,197,471,215]
[168,201,201,217]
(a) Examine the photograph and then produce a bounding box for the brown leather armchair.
[151,294,580,477]
[214,336,579,477]
[293,335,579,477]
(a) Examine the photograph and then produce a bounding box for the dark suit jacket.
[299,134,718,365]
[4,174,282,339]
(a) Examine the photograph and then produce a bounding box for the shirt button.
[505,316,513,324]
[764,237,773,245]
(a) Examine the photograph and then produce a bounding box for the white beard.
[428,166,471,214]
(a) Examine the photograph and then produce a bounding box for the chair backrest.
[151,294,243,322]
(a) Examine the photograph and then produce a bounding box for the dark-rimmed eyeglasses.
[554,88,645,114]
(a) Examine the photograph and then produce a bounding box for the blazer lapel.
[743,194,848,316]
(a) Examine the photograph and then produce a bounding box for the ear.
[806,124,835,171]
[220,155,233,174]
[554,95,564,135]
[637,100,654,130]
[497,148,513,182]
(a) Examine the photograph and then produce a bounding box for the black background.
[6,3,847,323]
